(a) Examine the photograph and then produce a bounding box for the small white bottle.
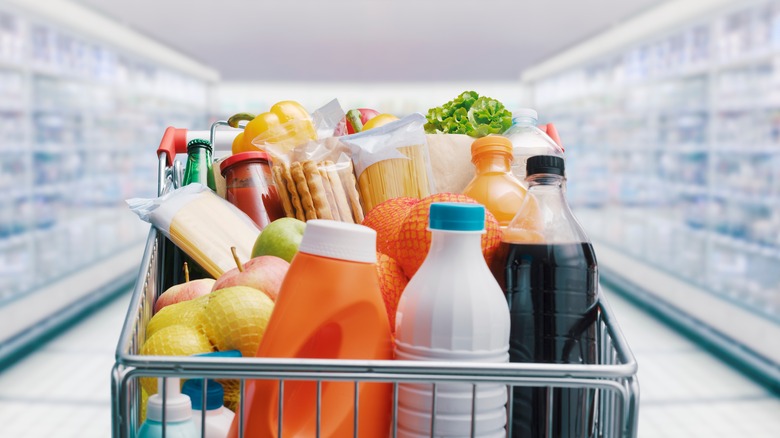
[395,202,511,438]
[503,108,564,186]
[181,379,235,438]
[137,378,198,438]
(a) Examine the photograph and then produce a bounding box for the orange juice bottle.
[228,220,393,438]
[462,135,527,227]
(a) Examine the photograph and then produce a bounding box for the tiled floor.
[0,290,130,438]
[0,286,778,437]
[607,291,780,437]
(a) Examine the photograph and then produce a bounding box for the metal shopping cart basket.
[112,124,640,438]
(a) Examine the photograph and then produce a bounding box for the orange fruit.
[389,193,502,278]
[362,197,419,255]
[375,252,408,334]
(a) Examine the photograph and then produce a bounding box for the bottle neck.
[526,173,564,189]
[526,173,569,210]
[426,229,483,264]
[187,146,213,161]
[513,116,538,126]
[473,152,512,173]
[183,146,215,188]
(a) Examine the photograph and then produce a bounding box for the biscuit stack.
[271,160,364,223]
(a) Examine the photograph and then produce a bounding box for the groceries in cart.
[122,92,611,438]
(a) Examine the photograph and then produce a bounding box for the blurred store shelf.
[0,2,212,346]
[526,0,780,373]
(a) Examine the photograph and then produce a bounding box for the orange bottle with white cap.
[228,220,393,438]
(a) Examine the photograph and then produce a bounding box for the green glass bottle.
[183,138,216,190]
[176,138,216,282]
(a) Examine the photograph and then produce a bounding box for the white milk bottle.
[395,202,511,438]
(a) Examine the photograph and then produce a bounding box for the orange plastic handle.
[539,123,564,151]
[156,127,189,166]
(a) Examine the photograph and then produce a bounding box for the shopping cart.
[111,124,640,438]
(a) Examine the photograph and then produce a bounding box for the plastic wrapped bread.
[127,184,261,278]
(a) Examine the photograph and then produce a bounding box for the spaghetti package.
[340,113,436,213]
[266,137,365,223]
[127,184,261,278]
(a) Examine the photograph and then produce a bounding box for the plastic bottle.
[219,151,285,229]
[137,378,198,438]
[182,138,216,191]
[395,203,511,438]
[462,135,527,227]
[502,155,599,438]
[228,220,393,438]
[503,109,564,186]
[181,379,235,438]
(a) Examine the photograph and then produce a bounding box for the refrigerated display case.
[0,3,214,356]
[525,0,780,382]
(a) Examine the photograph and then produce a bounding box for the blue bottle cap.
[181,379,224,411]
[428,202,485,232]
[195,349,242,358]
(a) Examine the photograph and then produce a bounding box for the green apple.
[251,217,306,263]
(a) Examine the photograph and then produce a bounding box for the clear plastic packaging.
[126,184,261,278]
[340,113,437,213]
[265,136,365,223]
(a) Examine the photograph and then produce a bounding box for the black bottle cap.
[526,155,564,176]
[187,138,212,151]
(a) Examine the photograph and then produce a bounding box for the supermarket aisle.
[0,289,132,438]
[0,286,779,437]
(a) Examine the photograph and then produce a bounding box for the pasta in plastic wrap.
[340,113,436,213]
[126,184,261,278]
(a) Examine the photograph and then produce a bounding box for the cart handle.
[156,126,241,166]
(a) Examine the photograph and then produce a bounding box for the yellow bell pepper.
[242,101,316,153]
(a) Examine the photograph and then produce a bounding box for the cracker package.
[266,137,364,223]
[340,113,436,213]
[127,184,261,277]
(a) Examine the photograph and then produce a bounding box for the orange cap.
[471,135,513,162]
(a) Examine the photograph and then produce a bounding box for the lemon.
[139,325,214,394]
[362,113,398,131]
[145,294,209,340]
[202,286,274,358]
[140,387,149,423]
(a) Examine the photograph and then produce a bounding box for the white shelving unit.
[525,0,780,361]
[0,4,214,331]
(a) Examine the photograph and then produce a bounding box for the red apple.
[212,255,289,302]
[334,108,381,135]
[154,278,216,314]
